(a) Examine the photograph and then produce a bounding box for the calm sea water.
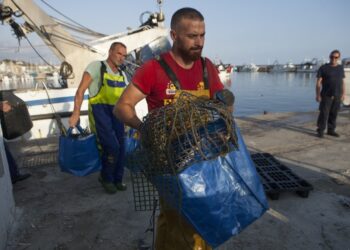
[2,69,348,117]
[228,72,320,117]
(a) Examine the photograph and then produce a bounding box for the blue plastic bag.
[125,128,139,154]
[58,125,101,176]
[151,126,269,248]
[126,124,269,248]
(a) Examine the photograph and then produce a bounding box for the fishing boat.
[239,63,259,72]
[342,58,350,72]
[215,61,234,83]
[0,0,170,139]
[270,60,296,73]
[342,58,350,106]
[296,58,325,73]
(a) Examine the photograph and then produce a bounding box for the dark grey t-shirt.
[317,63,345,97]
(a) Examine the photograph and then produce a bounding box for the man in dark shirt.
[316,50,345,138]
[0,101,31,183]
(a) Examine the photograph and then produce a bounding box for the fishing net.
[127,92,268,248]
[142,92,237,173]
[127,92,238,211]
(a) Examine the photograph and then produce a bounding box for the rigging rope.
[40,80,67,136]
[52,16,106,38]
[40,0,101,35]
[24,35,55,68]
[3,3,67,60]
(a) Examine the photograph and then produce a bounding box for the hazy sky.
[0,0,349,65]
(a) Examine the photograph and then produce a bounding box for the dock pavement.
[5,109,350,250]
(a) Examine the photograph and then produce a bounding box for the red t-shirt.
[132,52,224,111]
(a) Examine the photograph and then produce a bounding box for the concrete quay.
[5,109,350,250]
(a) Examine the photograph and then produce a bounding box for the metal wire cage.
[127,92,238,211]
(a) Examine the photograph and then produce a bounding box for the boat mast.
[1,0,168,88]
[1,0,101,87]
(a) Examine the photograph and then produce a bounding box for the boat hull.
[343,72,350,106]
[13,88,148,140]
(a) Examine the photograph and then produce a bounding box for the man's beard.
[112,59,121,67]
[179,47,202,61]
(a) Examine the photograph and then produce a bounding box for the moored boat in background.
[342,57,350,72]
[239,63,259,72]
[296,58,325,73]
[215,61,234,83]
[0,0,170,139]
[270,60,296,73]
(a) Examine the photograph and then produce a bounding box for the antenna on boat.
[139,0,164,27]
[157,0,164,22]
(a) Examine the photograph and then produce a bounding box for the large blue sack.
[126,126,269,248]
[58,125,101,176]
[153,126,268,248]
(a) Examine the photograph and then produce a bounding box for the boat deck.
[5,109,350,249]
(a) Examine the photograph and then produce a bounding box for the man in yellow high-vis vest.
[69,42,128,194]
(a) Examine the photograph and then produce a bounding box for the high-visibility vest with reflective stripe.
[89,71,126,106]
[88,64,126,135]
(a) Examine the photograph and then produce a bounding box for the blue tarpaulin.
[126,126,269,248]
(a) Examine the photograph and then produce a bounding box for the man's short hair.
[170,7,204,30]
[109,42,126,51]
[330,49,341,56]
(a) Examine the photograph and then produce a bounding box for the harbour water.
[1,67,349,118]
[229,72,350,117]
[0,72,61,91]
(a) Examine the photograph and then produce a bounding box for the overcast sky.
[0,0,349,65]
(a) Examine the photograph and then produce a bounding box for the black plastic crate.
[251,153,313,200]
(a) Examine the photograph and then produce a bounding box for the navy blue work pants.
[91,104,125,183]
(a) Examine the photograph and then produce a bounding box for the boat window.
[138,37,171,63]
[122,36,171,81]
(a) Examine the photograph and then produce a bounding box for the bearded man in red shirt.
[114,7,234,250]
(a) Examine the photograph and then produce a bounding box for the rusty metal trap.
[127,92,238,211]
[250,152,313,200]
